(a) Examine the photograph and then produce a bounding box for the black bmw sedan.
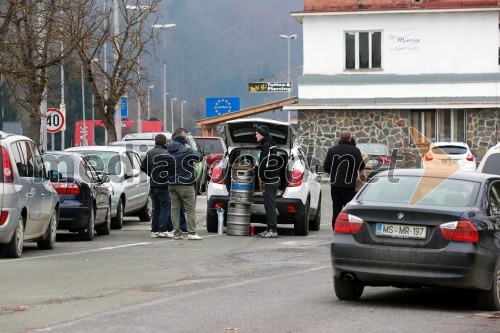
[43,151,112,241]
[331,169,500,310]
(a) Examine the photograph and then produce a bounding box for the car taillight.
[51,182,81,195]
[287,169,303,187]
[424,152,433,161]
[211,165,224,184]
[377,156,392,163]
[466,153,475,162]
[0,211,8,226]
[334,213,364,234]
[439,220,478,243]
[2,147,14,183]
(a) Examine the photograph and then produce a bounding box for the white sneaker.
[159,231,174,238]
[151,232,160,238]
[187,234,203,240]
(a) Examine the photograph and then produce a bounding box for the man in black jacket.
[323,130,365,230]
[255,125,279,238]
[166,134,203,240]
[140,134,173,238]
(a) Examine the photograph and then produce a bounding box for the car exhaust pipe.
[343,273,355,281]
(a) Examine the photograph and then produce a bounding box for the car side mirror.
[315,165,325,174]
[125,169,140,179]
[202,149,210,157]
[100,174,110,183]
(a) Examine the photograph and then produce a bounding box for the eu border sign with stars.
[206,97,240,118]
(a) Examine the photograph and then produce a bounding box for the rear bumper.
[207,195,306,224]
[331,234,496,291]
[58,201,91,229]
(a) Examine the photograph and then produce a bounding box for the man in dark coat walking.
[323,130,365,230]
[255,125,279,238]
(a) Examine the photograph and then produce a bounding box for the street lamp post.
[170,97,177,132]
[181,100,187,128]
[80,64,87,146]
[280,34,297,123]
[152,23,176,132]
[147,85,154,120]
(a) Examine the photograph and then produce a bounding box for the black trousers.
[330,186,356,229]
[263,183,277,231]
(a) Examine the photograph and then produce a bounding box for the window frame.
[344,30,383,71]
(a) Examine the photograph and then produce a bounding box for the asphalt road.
[0,184,498,333]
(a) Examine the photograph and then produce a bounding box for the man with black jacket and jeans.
[255,125,279,238]
[140,134,173,238]
[323,130,365,230]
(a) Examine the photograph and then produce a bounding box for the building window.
[345,31,382,70]
[438,109,466,142]
[410,109,466,144]
[411,110,436,143]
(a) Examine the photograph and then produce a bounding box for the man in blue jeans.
[141,134,174,238]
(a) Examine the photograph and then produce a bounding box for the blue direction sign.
[206,97,240,118]
[120,96,128,117]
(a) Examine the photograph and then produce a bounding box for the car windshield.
[358,175,480,207]
[357,144,388,155]
[432,145,468,155]
[197,139,225,154]
[74,151,122,175]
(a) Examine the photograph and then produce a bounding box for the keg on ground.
[226,202,251,236]
[227,161,255,236]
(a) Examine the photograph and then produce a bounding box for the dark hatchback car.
[43,151,112,241]
[356,143,394,178]
[331,169,500,310]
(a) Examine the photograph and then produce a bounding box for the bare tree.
[71,0,161,143]
[0,0,86,147]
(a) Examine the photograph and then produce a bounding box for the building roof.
[301,0,500,13]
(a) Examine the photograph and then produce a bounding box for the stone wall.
[467,109,500,159]
[297,108,500,168]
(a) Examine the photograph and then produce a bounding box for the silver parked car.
[65,146,151,229]
[0,131,60,258]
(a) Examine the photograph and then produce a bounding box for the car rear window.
[481,153,500,176]
[357,144,388,155]
[197,139,225,154]
[432,146,468,155]
[358,176,479,207]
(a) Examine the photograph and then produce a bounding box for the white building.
[286,0,500,164]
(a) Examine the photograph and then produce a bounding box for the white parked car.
[423,142,476,172]
[65,146,151,229]
[476,142,500,175]
[206,118,323,236]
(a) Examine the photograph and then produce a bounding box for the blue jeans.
[150,187,170,233]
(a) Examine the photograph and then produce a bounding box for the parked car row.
[0,132,153,258]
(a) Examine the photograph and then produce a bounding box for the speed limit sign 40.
[46,108,65,133]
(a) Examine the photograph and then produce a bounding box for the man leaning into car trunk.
[255,125,279,238]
